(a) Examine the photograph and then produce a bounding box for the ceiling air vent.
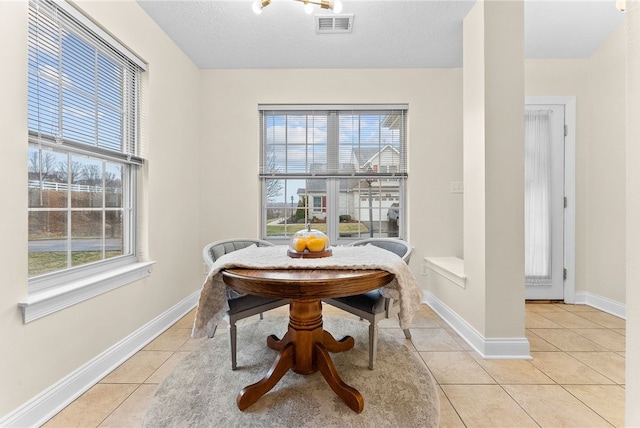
[315,14,354,34]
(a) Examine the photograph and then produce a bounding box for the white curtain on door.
[525,110,552,286]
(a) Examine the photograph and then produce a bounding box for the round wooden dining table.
[222,267,395,413]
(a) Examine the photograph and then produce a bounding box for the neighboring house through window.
[22,0,150,322]
[259,105,408,244]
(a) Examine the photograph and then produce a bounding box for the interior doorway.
[524,97,576,302]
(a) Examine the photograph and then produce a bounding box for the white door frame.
[525,96,576,303]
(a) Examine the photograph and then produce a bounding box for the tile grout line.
[497,383,543,427]
[94,383,145,428]
[557,383,618,428]
[44,304,626,428]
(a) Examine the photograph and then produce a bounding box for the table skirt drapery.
[191,244,424,339]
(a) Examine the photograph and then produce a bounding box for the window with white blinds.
[259,105,408,244]
[27,0,145,285]
[27,0,144,163]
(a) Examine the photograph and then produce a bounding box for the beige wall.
[626,2,640,424]
[198,68,464,280]
[459,0,487,333]
[583,23,627,303]
[525,22,627,305]
[482,0,526,339]
[0,0,203,416]
[457,0,526,340]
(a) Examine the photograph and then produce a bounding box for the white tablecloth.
[192,245,423,339]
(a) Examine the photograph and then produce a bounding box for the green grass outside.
[29,251,122,277]
[265,222,369,236]
[29,222,371,276]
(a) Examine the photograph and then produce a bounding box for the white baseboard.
[574,291,626,319]
[423,290,627,359]
[4,289,621,426]
[423,291,531,360]
[0,291,200,428]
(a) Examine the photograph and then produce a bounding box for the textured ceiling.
[136,0,625,69]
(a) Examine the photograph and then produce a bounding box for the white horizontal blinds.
[337,109,407,177]
[259,109,328,176]
[259,105,408,178]
[28,0,143,164]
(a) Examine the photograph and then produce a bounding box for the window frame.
[20,0,151,323]
[259,105,408,246]
[27,141,139,288]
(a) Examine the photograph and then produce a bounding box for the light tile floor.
[42,302,625,427]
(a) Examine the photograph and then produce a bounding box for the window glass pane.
[338,124,358,164]
[307,115,327,144]
[28,71,59,135]
[308,146,327,173]
[28,146,68,209]
[265,114,286,145]
[382,112,403,149]
[62,87,95,144]
[105,209,123,258]
[287,115,308,145]
[286,144,308,174]
[359,114,381,146]
[98,104,122,151]
[263,113,329,174]
[27,10,61,134]
[28,211,68,276]
[71,210,103,267]
[61,30,95,95]
[97,53,122,107]
[337,178,401,239]
[268,145,286,174]
[105,163,123,208]
[265,178,286,208]
[265,178,318,239]
[71,155,103,208]
[338,112,405,174]
[305,179,326,224]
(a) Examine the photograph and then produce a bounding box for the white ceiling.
[136,0,625,69]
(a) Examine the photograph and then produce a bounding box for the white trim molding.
[575,291,626,319]
[19,261,155,323]
[425,257,466,288]
[1,291,200,428]
[423,291,531,360]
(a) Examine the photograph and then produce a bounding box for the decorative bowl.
[287,224,332,258]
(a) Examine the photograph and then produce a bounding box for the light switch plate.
[450,181,464,194]
[421,262,429,275]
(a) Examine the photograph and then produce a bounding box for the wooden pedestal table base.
[221,267,395,413]
[236,298,363,412]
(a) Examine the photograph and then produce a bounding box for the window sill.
[19,261,155,323]
[425,257,466,288]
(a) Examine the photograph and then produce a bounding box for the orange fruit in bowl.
[293,236,308,252]
[306,237,326,252]
[289,224,330,255]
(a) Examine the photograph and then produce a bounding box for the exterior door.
[524,104,565,300]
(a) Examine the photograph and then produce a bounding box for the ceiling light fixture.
[615,0,626,12]
[252,0,343,15]
[252,0,271,14]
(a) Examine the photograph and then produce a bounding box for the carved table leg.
[315,342,365,413]
[236,343,294,411]
[322,330,355,353]
[236,298,364,412]
[266,332,290,351]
